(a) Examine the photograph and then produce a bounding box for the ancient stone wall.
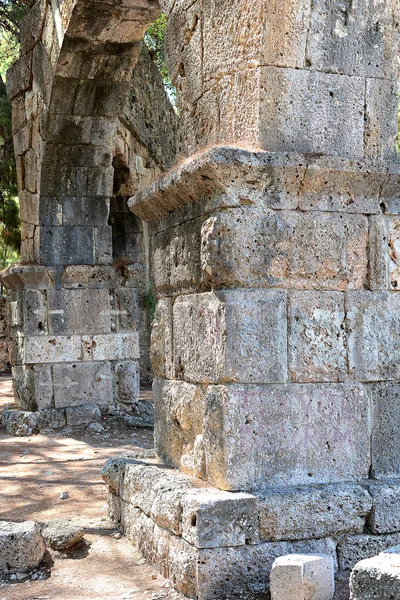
[0,297,10,373]
[4,0,177,421]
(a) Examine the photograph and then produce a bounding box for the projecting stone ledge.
[128,145,400,222]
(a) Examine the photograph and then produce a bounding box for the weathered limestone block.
[92,332,139,361]
[288,291,346,382]
[24,335,82,364]
[364,78,399,160]
[369,215,389,290]
[6,52,32,100]
[153,377,206,478]
[65,403,102,427]
[347,293,400,381]
[173,290,287,384]
[258,484,372,542]
[350,547,400,600]
[204,383,370,490]
[338,533,400,572]
[42,519,84,551]
[388,217,400,290]
[47,288,112,335]
[0,521,45,573]
[37,408,66,430]
[270,554,334,600]
[369,382,400,479]
[150,298,173,378]
[366,481,400,535]
[201,208,368,291]
[259,68,364,158]
[53,362,112,408]
[181,489,259,548]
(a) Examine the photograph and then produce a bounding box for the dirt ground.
[0,376,183,600]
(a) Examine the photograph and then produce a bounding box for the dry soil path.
[0,376,183,600]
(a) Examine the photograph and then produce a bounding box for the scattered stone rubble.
[42,519,84,551]
[0,521,46,578]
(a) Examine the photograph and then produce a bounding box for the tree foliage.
[144,14,176,104]
[0,75,20,268]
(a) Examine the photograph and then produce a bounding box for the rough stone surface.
[42,519,84,551]
[366,481,400,535]
[65,403,102,427]
[350,548,400,600]
[204,383,370,490]
[369,382,400,478]
[258,484,372,542]
[270,554,334,600]
[0,521,46,572]
[2,406,38,437]
[338,534,400,573]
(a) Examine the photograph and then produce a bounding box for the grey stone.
[347,293,400,382]
[270,554,334,600]
[113,361,140,403]
[0,521,45,573]
[53,362,113,408]
[37,409,66,430]
[47,288,112,335]
[288,291,347,383]
[204,383,370,491]
[42,519,84,551]
[366,481,400,534]
[181,489,259,548]
[65,404,102,427]
[257,484,372,542]
[369,382,400,478]
[173,290,288,384]
[2,406,38,437]
[338,533,400,572]
[350,549,400,600]
[87,421,104,433]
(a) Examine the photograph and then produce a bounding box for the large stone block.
[181,489,259,548]
[366,481,400,535]
[65,403,102,427]
[388,217,400,290]
[150,298,173,378]
[257,483,372,542]
[369,382,400,478]
[6,53,33,100]
[173,290,287,384]
[53,362,113,408]
[153,377,206,478]
[47,288,111,335]
[24,335,82,364]
[288,291,347,383]
[0,521,45,573]
[259,67,365,158]
[113,361,139,403]
[39,226,95,265]
[204,383,371,490]
[346,293,400,381]
[201,208,368,291]
[92,332,139,361]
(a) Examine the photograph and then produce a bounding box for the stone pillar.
[105,1,400,597]
[2,0,169,426]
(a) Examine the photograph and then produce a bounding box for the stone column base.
[102,454,400,599]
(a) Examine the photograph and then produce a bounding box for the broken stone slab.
[350,546,400,600]
[0,521,46,573]
[270,554,334,600]
[42,519,84,551]
[2,405,38,436]
[257,483,372,542]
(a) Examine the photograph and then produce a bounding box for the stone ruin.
[4,0,400,597]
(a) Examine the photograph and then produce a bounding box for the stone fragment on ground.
[2,405,38,436]
[0,521,46,574]
[350,545,400,599]
[270,554,335,600]
[42,519,84,551]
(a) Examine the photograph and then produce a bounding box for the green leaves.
[144,14,176,104]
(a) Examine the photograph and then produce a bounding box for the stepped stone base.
[102,455,400,599]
